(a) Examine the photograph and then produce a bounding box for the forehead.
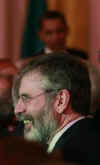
[41,18,65,30]
[19,70,44,95]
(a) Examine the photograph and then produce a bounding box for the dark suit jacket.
[25,47,88,60]
[53,118,100,164]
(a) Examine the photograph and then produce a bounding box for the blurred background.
[0,0,100,68]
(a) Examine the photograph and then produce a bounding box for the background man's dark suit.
[31,47,88,60]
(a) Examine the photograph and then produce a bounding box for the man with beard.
[12,52,100,163]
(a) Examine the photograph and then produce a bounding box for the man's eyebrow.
[19,93,30,98]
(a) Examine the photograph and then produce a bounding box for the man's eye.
[22,96,29,102]
[22,96,26,100]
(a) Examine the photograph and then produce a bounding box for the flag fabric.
[21,0,47,58]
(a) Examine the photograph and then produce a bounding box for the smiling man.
[12,52,100,163]
[15,69,57,142]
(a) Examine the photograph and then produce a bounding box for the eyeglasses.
[19,89,55,104]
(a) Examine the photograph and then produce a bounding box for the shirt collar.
[44,47,67,54]
[44,47,53,54]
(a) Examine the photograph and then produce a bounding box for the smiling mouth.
[24,120,32,124]
[16,113,33,122]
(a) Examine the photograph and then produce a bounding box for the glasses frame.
[18,89,57,105]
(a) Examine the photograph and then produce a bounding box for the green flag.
[21,0,47,58]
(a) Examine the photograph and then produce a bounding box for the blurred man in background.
[20,10,88,67]
[30,11,87,59]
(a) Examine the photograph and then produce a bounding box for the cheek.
[27,95,46,116]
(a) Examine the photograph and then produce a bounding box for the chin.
[24,124,41,142]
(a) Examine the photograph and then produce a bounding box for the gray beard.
[24,124,42,142]
[24,109,58,144]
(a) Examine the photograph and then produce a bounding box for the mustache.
[16,113,33,122]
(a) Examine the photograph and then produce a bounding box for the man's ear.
[53,89,70,114]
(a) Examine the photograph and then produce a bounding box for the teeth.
[24,120,31,124]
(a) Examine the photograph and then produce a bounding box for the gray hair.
[12,52,91,115]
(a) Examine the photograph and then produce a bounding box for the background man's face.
[15,71,57,142]
[39,18,67,51]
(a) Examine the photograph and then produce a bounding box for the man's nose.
[14,99,26,114]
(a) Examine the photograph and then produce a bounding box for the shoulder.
[32,48,44,57]
[55,118,100,148]
[56,118,100,162]
[66,48,88,60]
